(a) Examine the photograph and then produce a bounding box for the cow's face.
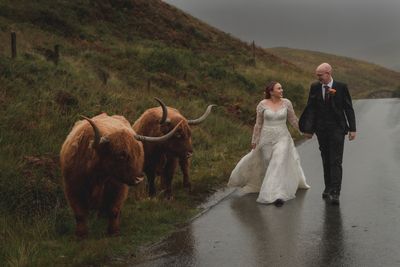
[97,131,144,186]
[161,121,193,159]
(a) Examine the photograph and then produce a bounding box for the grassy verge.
[1,199,197,266]
[1,119,250,267]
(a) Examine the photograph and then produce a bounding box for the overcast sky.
[165,0,400,70]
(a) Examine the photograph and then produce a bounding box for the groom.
[299,63,356,205]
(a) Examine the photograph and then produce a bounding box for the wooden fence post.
[54,44,60,65]
[252,40,256,66]
[11,32,17,59]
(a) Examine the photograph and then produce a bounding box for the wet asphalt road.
[131,99,400,267]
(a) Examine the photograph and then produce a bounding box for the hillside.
[267,47,400,98]
[0,1,311,265]
[1,0,399,265]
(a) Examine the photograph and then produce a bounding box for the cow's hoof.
[183,182,192,191]
[75,230,88,240]
[107,229,120,237]
[164,194,174,201]
[97,210,108,218]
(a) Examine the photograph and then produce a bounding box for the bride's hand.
[251,143,256,149]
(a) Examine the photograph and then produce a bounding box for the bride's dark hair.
[264,81,278,99]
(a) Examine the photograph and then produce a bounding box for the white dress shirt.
[322,78,333,100]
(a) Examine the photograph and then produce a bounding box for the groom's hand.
[349,131,356,141]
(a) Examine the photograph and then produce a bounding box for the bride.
[228,81,310,207]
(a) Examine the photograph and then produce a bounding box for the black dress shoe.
[274,199,284,207]
[330,194,340,205]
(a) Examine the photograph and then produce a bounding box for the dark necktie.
[323,85,330,103]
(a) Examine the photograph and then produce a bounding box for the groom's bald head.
[315,63,333,84]
[316,63,332,74]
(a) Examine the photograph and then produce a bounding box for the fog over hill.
[165,0,400,71]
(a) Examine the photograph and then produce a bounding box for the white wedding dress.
[228,98,310,204]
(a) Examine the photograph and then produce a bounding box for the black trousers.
[316,129,345,195]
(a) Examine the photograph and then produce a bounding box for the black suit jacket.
[299,81,356,134]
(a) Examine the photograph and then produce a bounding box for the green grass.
[0,199,198,266]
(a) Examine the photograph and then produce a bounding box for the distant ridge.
[267,47,400,97]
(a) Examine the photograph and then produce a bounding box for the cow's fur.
[60,113,144,237]
[133,107,195,199]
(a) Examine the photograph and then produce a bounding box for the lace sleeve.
[251,102,264,145]
[285,99,299,131]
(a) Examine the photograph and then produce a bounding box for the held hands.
[303,133,313,139]
[302,132,356,140]
[348,131,356,141]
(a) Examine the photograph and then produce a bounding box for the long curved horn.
[135,121,183,142]
[80,115,101,147]
[134,175,145,185]
[187,104,217,125]
[154,97,168,124]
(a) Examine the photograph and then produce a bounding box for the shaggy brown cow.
[133,102,216,199]
[60,113,182,237]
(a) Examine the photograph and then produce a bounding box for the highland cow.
[133,101,216,199]
[60,113,181,237]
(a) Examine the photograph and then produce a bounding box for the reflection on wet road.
[131,99,400,267]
